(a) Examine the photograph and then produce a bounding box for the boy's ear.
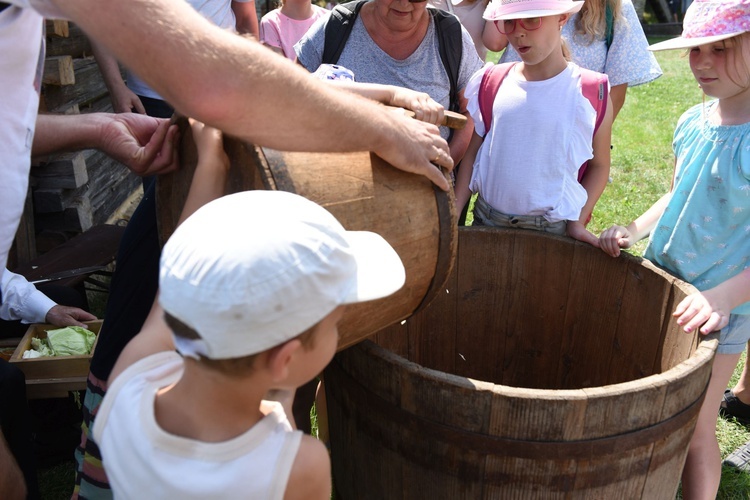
[266,339,303,383]
[559,13,570,27]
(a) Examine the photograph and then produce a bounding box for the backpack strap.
[577,68,609,181]
[322,0,367,65]
[0,2,10,13]
[604,1,614,50]
[430,8,462,114]
[477,63,515,135]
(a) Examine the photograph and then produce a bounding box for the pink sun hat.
[483,0,583,21]
[649,0,750,51]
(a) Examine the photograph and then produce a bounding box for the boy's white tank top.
[93,351,303,500]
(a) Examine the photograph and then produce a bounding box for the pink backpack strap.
[478,62,515,135]
[577,68,609,182]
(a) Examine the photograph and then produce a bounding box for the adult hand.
[673,288,732,335]
[98,113,179,177]
[373,113,452,191]
[109,85,146,114]
[566,220,600,248]
[45,305,97,328]
[390,88,444,127]
[598,225,634,257]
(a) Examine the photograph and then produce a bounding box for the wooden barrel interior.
[156,120,457,350]
[373,227,705,390]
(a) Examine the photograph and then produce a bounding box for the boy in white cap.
[91,188,405,499]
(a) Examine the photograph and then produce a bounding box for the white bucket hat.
[484,0,584,21]
[159,190,406,360]
[649,0,750,51]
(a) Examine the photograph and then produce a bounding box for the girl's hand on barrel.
[598,225,633,258]
[376,115,452,191]
[391,88,444,127]
[190,119,230,173]
[566,221,600,248]
[673,289,731,335]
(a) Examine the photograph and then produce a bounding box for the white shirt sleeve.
[1,268,56,324]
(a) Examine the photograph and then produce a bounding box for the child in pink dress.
[260,0,329,60]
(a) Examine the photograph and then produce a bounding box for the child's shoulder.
[284,435,331,500]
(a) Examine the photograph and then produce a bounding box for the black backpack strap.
[431,8,462,114]
[322,0,367,65]
[0,2,11,13]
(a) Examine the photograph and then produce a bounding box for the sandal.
[723,439,750,472]
[719,389,750,425]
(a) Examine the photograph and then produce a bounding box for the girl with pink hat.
[600,0,750,496]
[454,0,613,246]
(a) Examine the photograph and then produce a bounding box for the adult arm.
[0,269,95,326]
[1,269,55,323]
[54,0,452,190]
[232,0,259,38]
[32,113,179,177]
[91,41,146,114]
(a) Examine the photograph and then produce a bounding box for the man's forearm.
[56,0,401,154]
[32,114,106,157]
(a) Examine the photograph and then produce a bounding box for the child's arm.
[598,191,671,257]
[176,119,231,226]
[328,81,445,127]
[482,21,508,52]
[454,131,483,212]
[674,268,750,335]
[108,121,230,384]
[284,435,331,500]
[448,90,475,165]
[567,94,614,247]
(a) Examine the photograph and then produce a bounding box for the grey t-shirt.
[295,10,483,140]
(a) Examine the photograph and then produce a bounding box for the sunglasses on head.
[494,17,543,35]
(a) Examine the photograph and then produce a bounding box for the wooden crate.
[9,320,101,398]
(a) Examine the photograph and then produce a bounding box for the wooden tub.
[324,227,718,499]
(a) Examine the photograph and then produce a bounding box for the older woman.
[295,0,484,165]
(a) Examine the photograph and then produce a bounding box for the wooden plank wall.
[11,20,141,265]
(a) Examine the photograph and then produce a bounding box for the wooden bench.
[12,224,125,290]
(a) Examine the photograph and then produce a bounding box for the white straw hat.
[649,0,750,51]
[159,191,405,360]
[483,0,583,21]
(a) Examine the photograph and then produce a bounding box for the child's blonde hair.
[575,0,622,43]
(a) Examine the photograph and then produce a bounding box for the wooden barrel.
[156,119,457,350]
[324,227,718,499]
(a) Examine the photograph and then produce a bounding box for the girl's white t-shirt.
[465,62,597,222]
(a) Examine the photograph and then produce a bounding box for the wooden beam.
[45,19,69,38]
[32,151,89,189]
[43,56,75,86]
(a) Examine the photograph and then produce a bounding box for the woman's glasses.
[494,17,543,35]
